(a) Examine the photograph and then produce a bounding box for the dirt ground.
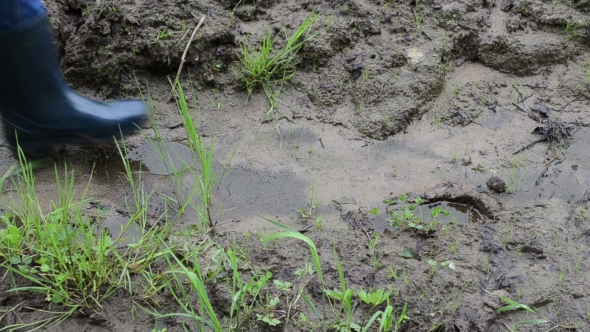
[1,0,590,331]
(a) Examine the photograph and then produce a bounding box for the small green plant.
[256,296,282,326]
[171,80,216,229]
[239,13,320,97]
[565,21,578,42]
[150,27,172,45]
[238,13,320,142]
[358,289,392,309]
[262,219,323,283]
[449,240,457,254]
[315,214,325,230]
[389,195,450,233]
[428,260,455,274]
[297,178,320,222]
[228,0,244,27]
[473,164,485,172]
[505,154,526,193]
[439,59,454,75]
[0,147,167,331]
[496,296,569,330]
[414,0,425,30]
[367,234,382,268]
[362,69,370,81]
[388,267,399,280]
[379,301,409,332]
[144,245,223,332]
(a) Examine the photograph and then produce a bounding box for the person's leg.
[0,0,148,158]
[0,0,45,32]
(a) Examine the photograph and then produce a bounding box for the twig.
[535,156,565,186]
[297,224,314,234]
[168,15,206,101]
[562,94,580,111]
[353,210,372,241]
[512,102,540,121]
[519,90,535,104]
[567,188,590,221]
[513,138,547,155]
[523,83,548,90]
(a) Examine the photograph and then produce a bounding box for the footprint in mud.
[369,188,493,233]
[127,142,194,175]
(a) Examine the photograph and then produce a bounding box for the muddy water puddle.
[90,141,310,222]
[418,201,483,224]
[126,142,194,175]
[99,215,142,247]
[372,200,484,233]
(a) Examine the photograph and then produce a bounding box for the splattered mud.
[1,0,590,331]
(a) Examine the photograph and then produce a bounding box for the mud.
[1,0,590,331]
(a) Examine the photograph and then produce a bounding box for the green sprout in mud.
[505,154,526,194]
[367,234,383,268]
[496,296,578,331]
[256,296,281,326]
[389,195,450,233]
[414,0,426,31]
[428,259,455,276]
[297,178,320,222]
[239,13,319,94]
[150,27,172,45]
[358,289,391,309]
[565,21,578,42]
[238,12,320,128]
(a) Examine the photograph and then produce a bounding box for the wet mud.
[1,0,590,330]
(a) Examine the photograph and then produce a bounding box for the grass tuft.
[239,12,320,97]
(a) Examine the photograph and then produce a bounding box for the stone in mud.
[345,54,364,80]
[500,0,513,11]
[486,176,507,193]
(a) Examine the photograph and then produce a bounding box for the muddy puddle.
[100,215,143,247]
[0,0,589,331]
[127,142,194,175]
[371,200,484,234]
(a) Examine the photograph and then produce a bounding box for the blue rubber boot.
[0,4,148,157]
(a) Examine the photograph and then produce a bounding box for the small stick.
[353,210,372,241]
[169,15,206,101]
[513,138,547,155]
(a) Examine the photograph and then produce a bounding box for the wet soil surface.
[1,0,590,331]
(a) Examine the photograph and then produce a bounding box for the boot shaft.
[0,0,46,33]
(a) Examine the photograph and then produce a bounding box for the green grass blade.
[497,296,532,312]
[361,311,383,332]
[167,254,223,332]
[514,319,550,326]
[333,243,347,292]
[262,217,299,232]
[261,231,323,284]
[379,305,394,331]
[302,294,321,318]
[261,219,323,284]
